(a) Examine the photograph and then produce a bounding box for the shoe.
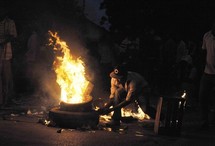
[106,120,120,127]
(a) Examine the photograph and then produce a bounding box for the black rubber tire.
[60,101,93,112]
[49,107,99,129]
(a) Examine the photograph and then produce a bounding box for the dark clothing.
[199,73,215,123]
[0,17,17,106]
[0,58,13,105]
[199,30,215,126]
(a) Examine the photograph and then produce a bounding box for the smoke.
[26,11,109,105]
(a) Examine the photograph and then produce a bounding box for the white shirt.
[0,17,17,60]
[202,30,215,74]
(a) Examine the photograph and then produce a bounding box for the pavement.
[0,93,215,146]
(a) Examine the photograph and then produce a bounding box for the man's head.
[110,64,128,82]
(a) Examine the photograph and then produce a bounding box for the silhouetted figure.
[176,39,188,63]
[144,28,162,94]
[25,26,41,94]
[176,55,198,106]
[160,33,177,94]
[117,35,131,64]
[97,36,115,91]
[199,20,215,129]
[0,9,17,107]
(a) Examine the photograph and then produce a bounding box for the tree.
[100,0,154,38]
[100,0,213,41]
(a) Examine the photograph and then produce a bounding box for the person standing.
[97,36,115,92]
[199,20,215,129]
[25,26,40,94]
[0,9,17,107]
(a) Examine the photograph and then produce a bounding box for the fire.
[122,105,150,121]
[98,105,150,123]
[49,31,92,103]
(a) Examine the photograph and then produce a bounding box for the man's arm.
[108,100,131,112]
[106,90,135,113]
[200,33,207,73]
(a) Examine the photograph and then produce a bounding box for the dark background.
[2,0,215,42]
[1,0,214,96]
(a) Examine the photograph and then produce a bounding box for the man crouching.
[98,64,157,126]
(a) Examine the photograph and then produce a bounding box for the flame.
[98,104,150,123]
[122,105,150,121]
[49,31,92,103]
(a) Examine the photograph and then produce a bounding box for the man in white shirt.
[199,20,215,129]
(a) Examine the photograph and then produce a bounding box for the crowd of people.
[104,28,203,102]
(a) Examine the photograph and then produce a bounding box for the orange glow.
[98,105,150,122]
[49,31,92,103]
[121,105,150,121]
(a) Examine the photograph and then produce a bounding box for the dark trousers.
[199,73,215,123]
[0,59,14,105]
[111,88,126,121]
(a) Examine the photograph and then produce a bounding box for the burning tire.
[60,100,93,112]
[49,107,99,129]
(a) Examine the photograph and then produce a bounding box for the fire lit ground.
[1,32,215,145]
[1,90,215,146]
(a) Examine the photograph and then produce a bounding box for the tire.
[49,107,99,129]
[60,101,93,112]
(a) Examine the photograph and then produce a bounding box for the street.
[1,102,215,146]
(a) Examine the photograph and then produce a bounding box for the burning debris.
[32,31,152,132]
[48,31,93,104]
[48,31,99,129]
[97,102,151,125]
[38,118,56,127]
[0,105,50,124]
